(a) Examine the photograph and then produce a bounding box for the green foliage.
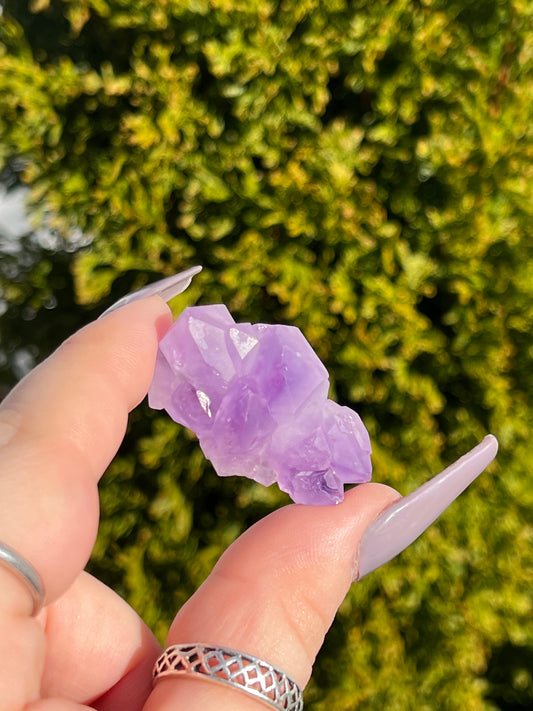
[1,0,533,708]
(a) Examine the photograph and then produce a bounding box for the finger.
[145,482,400,711]
[41,572,161,711]
[0,296,172,605]
[25,701,93,711]
[0,297,171,711]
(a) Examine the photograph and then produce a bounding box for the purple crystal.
[148,305,372,505]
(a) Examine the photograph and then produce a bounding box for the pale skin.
[0,296,400,711]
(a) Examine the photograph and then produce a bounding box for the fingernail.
[356,434,499,580]
[99,266,203,318]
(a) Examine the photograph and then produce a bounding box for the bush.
[1,1,533,708]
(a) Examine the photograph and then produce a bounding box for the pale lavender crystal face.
[148,305,372,505]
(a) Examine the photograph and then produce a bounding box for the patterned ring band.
[0,541,45,616]
[153,643,304,711]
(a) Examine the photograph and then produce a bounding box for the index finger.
[0,296,172,605]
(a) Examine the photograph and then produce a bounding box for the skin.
[0,296,400,711]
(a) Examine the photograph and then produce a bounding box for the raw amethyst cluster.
[148,305,372,505]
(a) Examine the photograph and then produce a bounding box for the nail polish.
[99,266,202,318]
[356,434,498,580]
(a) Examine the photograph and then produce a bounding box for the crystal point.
[148,305,372,504]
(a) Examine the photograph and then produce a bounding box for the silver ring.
[0,541,45,615]
[153,643,303,711]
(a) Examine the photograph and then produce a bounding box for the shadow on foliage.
[485,643,533,710]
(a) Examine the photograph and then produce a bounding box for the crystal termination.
[148,305,372,505]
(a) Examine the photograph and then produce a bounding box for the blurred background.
[1,0,532,708]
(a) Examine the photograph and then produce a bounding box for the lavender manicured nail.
[356,434,498,580]
[99,265,202,318]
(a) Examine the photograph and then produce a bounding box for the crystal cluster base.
[148,305,372,504]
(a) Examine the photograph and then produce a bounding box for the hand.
[0,291,497,711]
[0,296,398,711]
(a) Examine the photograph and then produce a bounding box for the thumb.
[144,482,399,711]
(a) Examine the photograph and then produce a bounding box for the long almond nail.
[356,434,498,580]
[99,266,202,318]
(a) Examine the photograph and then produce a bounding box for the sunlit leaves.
[1,0,533,708]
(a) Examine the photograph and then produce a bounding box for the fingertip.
[164,482,402,695]
[345,481,402,511]
[47,294,173,413]
[97,294,173,330]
